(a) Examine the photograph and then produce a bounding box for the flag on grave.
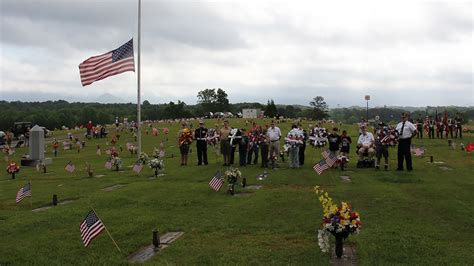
[209,171,224,191]
[133,163,143,174]
[80,210,105,247]
[313,159,330,175]
[65,162,75,173]
[321,150,338,167]
[105,160,112,169]
[16,183,31,204]
[79,39,135,86]
[413,147,425,156]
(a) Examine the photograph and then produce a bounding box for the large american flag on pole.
[79,39,135,86]
[80,210,105,247]
[209,171,224,191]
[16,183,31,204]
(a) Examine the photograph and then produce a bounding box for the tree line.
[1,91,472,131]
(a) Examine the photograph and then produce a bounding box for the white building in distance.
[242,108,262,119]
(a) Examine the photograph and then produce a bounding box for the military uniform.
[194,126,208,165]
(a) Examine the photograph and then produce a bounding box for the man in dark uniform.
[194,120,208,165]
[428,116,435,139]
[455,113,463,138]
[416,115,423,139]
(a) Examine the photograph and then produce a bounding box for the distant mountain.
[92,93,128,104]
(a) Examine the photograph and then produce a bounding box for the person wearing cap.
[194,120,208,166]
[357,126,375,161]
[219,120,232,166]
[396,113,417,171]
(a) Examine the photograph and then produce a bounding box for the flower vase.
[228,183,235,195]
[11,173,15,180]
[116,165,119,171]
[154,169,158,178]
[335,234,343,258]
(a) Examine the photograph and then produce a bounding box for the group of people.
[416,112,464,139]
[174,109,462,171]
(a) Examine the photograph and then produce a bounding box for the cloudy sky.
[0,0,473,107]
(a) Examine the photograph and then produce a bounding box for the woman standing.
[178,123,193,166]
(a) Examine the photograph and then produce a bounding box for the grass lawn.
[1,118,473,265]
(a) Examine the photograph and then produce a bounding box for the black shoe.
[204,163,208,165]
[396,168,403,171]
[384,165,388,171]
[407,168,413,172]
[375,165,380,170]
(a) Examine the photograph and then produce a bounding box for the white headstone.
[29,125,44,161]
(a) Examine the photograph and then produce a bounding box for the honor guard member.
[396,113,417,171]
[428,116,435,139]
[454,113,463,138]
[416,115,423,139]
[194,120,208,165]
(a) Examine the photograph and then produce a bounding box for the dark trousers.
[299,143,306,165]
[196,140,208,165]
[247,145,259,164]
[455,126,462,138]
[397,138,412,171]
[417,127,423,139]
[230,146,236,165]
[260,143,269,168]
[428,128,434,139]
[239,146,247,166]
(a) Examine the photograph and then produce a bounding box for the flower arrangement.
[308,127,328,147]
[6,161,20,179]
[138,152,149,164]
[163,128,169,135]
[206,128,219,145]
[111,157,122,171]
[224,168,242,195]
[179,128,193,146]
[314,186,361,257]
[148,158,165,177]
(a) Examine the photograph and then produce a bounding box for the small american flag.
[96,149,101,155]
[413,147,425,156]
[65,162,75,173]
[159,150,165,158]
[16,183,32,204]
[321,150,338,167]
[105,161,112,169]
[80,210,105,247]
[313,159,330,175]
[79,39,135,86]
[209,172,224,191]
[133,163,143,174]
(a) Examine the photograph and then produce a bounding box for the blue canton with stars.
[112,39,134,62]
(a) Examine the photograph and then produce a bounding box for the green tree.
[265,99,278,118]
[309,96,329,120]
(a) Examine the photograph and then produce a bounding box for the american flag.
[209,172,224,191]
[413,147,425,156]
[65,162,75,173]
[321,150,338,167]
[105,161,112,169]
[96,149,101,155]
[133,163,143,174]
[79,39,135,86]
[80,210,105,247]
[16,183,31,204]
[313,159,330,175]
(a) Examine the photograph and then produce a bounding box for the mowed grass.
[0,118,473,265]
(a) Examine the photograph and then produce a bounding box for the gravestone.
[21,125,52,166]
[127,232,184,263]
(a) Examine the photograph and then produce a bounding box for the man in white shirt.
[267,120,281,162]
[357,126,375,161]
[396,113,417,171]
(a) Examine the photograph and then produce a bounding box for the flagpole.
[92,208,122,253]
[137,0,142,157]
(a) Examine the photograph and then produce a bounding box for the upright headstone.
[29,125,44,161]
[21,125,52,166]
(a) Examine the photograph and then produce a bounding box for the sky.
[0,0,473,107]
